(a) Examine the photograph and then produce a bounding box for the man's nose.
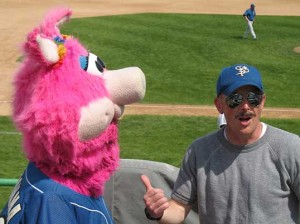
[239,96,251,110]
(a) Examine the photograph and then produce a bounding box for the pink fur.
[13,8,119,197]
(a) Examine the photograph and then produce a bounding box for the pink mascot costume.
[0,8,146,224]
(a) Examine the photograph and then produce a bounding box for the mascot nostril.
[0,7,146,223]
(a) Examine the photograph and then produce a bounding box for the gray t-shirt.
[172,124,300,224]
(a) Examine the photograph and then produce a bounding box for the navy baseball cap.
[216,64,263,96]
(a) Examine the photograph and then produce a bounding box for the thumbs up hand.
[141,175,169,219]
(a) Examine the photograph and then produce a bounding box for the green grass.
[62,13,300,107]
[119,115,300,166]
[1,13,300,208]
[1,115,299,208]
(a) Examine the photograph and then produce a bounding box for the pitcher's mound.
[293,46,300,53]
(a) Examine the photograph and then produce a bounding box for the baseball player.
[243,3,257,39]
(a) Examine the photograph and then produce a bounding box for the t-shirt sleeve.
[21,193,77,224]
[288,136,300,200]
[171,145,197,205]
[273,132,300,200]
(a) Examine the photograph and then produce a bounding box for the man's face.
[215,85,266,137]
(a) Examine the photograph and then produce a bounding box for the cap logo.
[235,65,249,76]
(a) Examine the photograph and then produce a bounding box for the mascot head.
[12,8,146,197]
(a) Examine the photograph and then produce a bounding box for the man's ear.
[260,94,266,108]
[214,97,224,114]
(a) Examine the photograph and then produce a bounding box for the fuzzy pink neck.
[37,155,119,197]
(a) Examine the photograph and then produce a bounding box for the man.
[243,4,257,39]
[141,64,300,223]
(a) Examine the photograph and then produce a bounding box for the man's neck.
[224,122,263,146]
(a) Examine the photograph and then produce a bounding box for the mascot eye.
[79,52,106,76]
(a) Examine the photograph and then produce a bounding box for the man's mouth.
[239,117,251,122]
[236,112,255,123]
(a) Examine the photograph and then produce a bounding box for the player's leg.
[243,23,250,38]
[248,21,257,39]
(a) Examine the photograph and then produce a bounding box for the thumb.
[141,175,153,191]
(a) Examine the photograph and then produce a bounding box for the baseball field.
[0,0,300,117]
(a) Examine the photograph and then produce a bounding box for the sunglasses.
[225,92,263,109]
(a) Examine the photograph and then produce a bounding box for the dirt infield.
[0,0,299,117]
[124,104,300,119]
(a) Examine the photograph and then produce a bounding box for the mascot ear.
[36,34,59,64]
[25,8,72,65]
